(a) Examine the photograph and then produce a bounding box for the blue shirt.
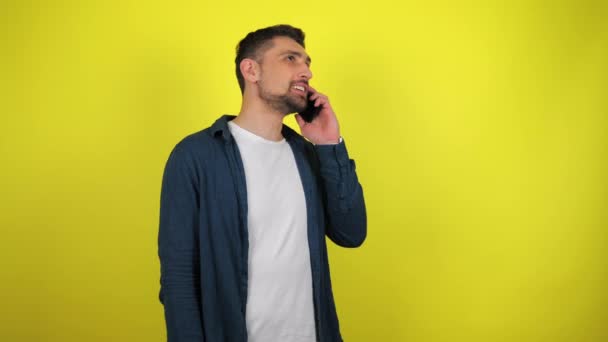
[158,114,367,341]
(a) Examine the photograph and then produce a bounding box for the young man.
[158,24,367,342]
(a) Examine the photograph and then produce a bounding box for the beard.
[258,80,307,115]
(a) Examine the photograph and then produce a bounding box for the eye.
[286,55,295,61]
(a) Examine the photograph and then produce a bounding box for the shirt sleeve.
[158,142,206,341]
[313,137,367,247]
[314,136,343,145]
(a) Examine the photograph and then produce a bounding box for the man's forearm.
[314,138,367,247]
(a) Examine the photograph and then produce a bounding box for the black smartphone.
[298,95,321,123]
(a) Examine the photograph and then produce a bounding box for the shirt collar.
[211,114,300,143]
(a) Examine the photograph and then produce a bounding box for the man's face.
[255,36,313,115]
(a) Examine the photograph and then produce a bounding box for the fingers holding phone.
[308,86,330,112]
[294,86,341,145]
[298,93,322,123]
[298,86,330,123]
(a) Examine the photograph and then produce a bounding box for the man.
[158,24,366,342]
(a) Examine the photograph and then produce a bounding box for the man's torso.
[228,121,316,342]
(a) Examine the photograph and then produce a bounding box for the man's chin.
[261,93,306,115]
[286,99,307,114]
[294,104,307,113]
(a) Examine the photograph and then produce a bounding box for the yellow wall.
[1,0,607,341]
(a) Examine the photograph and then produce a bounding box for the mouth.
[291,83,308,96]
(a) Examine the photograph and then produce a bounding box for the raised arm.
[314,139,367,247]
[294,86,367,248]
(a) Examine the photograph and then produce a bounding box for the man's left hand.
[295,86,341,145]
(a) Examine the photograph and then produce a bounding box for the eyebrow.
[280,50,312,65]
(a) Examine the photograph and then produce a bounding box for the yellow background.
[1,0,607,341]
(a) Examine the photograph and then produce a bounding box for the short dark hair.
[235,24,306,94]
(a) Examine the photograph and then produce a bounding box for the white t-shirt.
[228,121,316,342]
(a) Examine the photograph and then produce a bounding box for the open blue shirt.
[158,114,367,341]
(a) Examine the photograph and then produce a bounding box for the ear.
[240,58,260,84]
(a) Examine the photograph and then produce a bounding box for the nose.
[299,64,313,81]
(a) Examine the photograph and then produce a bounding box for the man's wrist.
[315,136,343,145]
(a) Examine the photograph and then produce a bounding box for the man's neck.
[234,103,286,142]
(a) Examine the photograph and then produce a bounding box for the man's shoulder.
[176,126,216,148]
[165,117,229,167]
[170,128,214,156]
